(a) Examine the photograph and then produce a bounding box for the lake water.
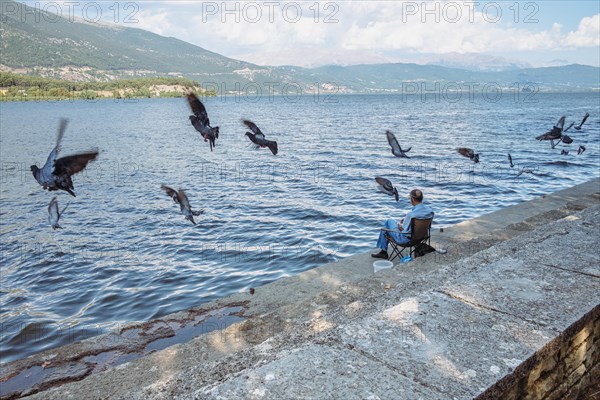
[1,92,599,363]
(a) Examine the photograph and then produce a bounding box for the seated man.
[372,189,434,259]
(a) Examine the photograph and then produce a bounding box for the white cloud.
[123,1,599,66]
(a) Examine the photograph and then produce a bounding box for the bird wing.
[177,189,192,211]
[563,121,574,132]
[56,118,68,147]
[577,112,590,128]
[243,119,264,137]
[48,197,58,216]
[374,176,394,193]
[561,135,573,144]
[554,116,566,130]
[161,184,178,199]
[245,132,258,145]
[53,151,99,177]
[457,147,474,158]
[187,92,210,125]
[385,130,401,155]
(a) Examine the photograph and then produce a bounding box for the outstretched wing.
[554,116,566,130]
[177,189,192,211]
[243,120,264,138]
[456,147,474,158]
[385,130,401,154]
[56,118,68,147]
[375,176,393,192]
[53,150,98,177]
[563,121,574,132]
[161,184,178,199]
[187,92,210,126]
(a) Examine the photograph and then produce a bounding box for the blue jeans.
[377,219,410,251]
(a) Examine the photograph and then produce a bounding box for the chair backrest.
[410,218,432,242]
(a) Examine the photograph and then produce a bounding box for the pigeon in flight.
[574,112,589,130]
[536,116,572,149]
[187,92,219,151]
[577,145,586,155]
[516,168,535,178]
[457,147,479,163]
[508,153,514,168]
[560,149,569,155]
[161,185,204,225]
[385,130,411,158]
[242,119,278,155]
[31,118,99,197]
[48,196,69,229]
[374,176,399,201]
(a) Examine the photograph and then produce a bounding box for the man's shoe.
[371,250,389,259]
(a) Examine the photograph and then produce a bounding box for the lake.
[1,91,599,363]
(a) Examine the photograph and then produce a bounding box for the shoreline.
[1,178,599,399]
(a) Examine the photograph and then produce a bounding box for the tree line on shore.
[0,72,214,101]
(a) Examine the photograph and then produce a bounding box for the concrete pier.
[2,178,599,399]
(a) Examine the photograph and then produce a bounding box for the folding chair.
[382,218,433,262]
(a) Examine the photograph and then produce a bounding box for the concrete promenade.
[3,178,599,399]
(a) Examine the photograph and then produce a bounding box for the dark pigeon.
[577,145,586,155]
[457,147,479,163]
[374,176,399,201]
[385,130,411,158]
[242,119,278,155]
[574,112,589,130]
[31,118,98,197]
[161,185,204,225]
[187,92,219,151]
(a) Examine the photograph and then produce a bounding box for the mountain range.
[1,0,598,93]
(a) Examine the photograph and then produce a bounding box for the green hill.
[1,0,598,93]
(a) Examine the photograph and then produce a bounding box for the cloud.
[115,1,599,66]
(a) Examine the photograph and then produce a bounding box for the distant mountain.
[1,1,598,93]
[422,52,532,72]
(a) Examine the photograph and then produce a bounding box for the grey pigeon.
[385,130,411,158]
[457,147,479,163]
[374,176,399,201]
[536,116,572,149]
[574,112,589,130]
[161,185,204,224]
[31,118,99,197]
[187,92,219,151]
[48,196,69,229]
[243,119,278,155]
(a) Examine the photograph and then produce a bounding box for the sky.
[21,0,600,68]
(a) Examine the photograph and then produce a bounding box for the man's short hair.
[410,189,423,202]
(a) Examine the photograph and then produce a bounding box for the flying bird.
[31,118,99,197]
[516,168,535,178]
[242,119,278,155]
[574,112,589,130]
[457,147,479,163]
[508,153,514,168]
[161,185,204,225]
[385,130,411,158]
[187,92,219,151]
[561,149,569,155]
[48,196,69,229]
[577,145,586,155]
[374,176,399,201]
[536,116,570,149]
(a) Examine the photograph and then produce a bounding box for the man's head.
[409,189,423,205]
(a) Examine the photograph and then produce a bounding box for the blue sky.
[21,1,600,67]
